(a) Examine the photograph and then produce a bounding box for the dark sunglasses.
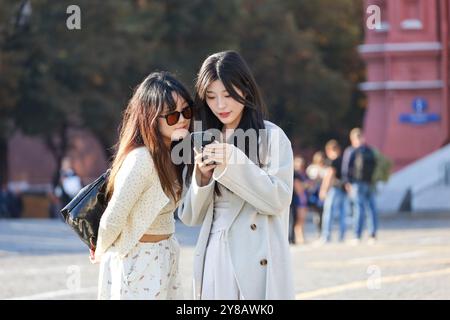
[159,105,193,126]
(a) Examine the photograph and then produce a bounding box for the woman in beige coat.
[180,51,295,300]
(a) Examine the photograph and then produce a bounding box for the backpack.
[371,148,392,183]
[352,146,376,183]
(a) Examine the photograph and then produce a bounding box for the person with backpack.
[342,128,378,245]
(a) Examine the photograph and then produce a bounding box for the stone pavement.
[0,213,449,300]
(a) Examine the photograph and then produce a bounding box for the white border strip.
[358,42,442,54]
[7,286,97,300]
[359,80,444,91]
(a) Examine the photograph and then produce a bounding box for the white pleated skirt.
[201,230,243,300]
[98,235,183,300]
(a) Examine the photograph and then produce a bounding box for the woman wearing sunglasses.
[180,51,295,300]
[94,71,193,299]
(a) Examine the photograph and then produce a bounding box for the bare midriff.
[139,234,172,243]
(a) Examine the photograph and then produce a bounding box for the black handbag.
[60,170,110,250]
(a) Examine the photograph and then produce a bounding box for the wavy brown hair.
[106,72,193,202]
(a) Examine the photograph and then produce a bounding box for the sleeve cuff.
[212,164,228,181]
[213,144,247,182]
[93,252,102,263]
[192,165,215,194]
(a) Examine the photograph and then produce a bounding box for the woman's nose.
[217,97,226,109]
[178,113,190,124]
[179,113,185,121]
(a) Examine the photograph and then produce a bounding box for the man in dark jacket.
[342,128,378,245]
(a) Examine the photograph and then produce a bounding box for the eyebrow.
[163,104,189,113]
[206,90,229,94]
[175,104,190,111]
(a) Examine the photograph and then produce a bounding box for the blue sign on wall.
[399,98,440,125]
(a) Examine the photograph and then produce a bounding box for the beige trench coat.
[179,120,295,300]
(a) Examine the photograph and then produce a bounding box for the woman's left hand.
[89,249,98,264]
[202,142,234,166]
[88,238,99,264]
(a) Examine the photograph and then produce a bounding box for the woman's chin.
[217,118,233,125]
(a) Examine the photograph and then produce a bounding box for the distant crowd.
[1,128,391,238]
[289,128,391,246]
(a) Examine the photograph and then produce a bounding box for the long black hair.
[186,50,268,195]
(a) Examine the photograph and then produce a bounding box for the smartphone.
[190,131,216,152]
[190,131,217,164]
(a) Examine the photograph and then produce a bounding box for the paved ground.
[0,213,449,300]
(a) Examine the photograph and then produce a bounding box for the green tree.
[0,0,366,187]
[1,0,143,185]
[0,0,30,186]
[237,0,364,150]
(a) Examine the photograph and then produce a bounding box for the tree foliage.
[0,0,365,183]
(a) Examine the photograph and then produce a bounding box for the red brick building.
[6,129,108,218]
[8,129,107,187]
[360,0,450,171]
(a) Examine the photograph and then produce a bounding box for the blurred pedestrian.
[318,140,348,243]
[292,156,309,244]
[342,128,378,245]
[306,151,328,237]
[54,157,83,208]
[307,151,328,181]
[7,173,28,218]
[0,180,23,219]
[0,181,10,218]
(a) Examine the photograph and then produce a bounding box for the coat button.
[250,224,257,230]
[260,259,267,266]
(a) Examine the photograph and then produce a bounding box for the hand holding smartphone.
[190,131,218,165]
[190,131,219,186]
